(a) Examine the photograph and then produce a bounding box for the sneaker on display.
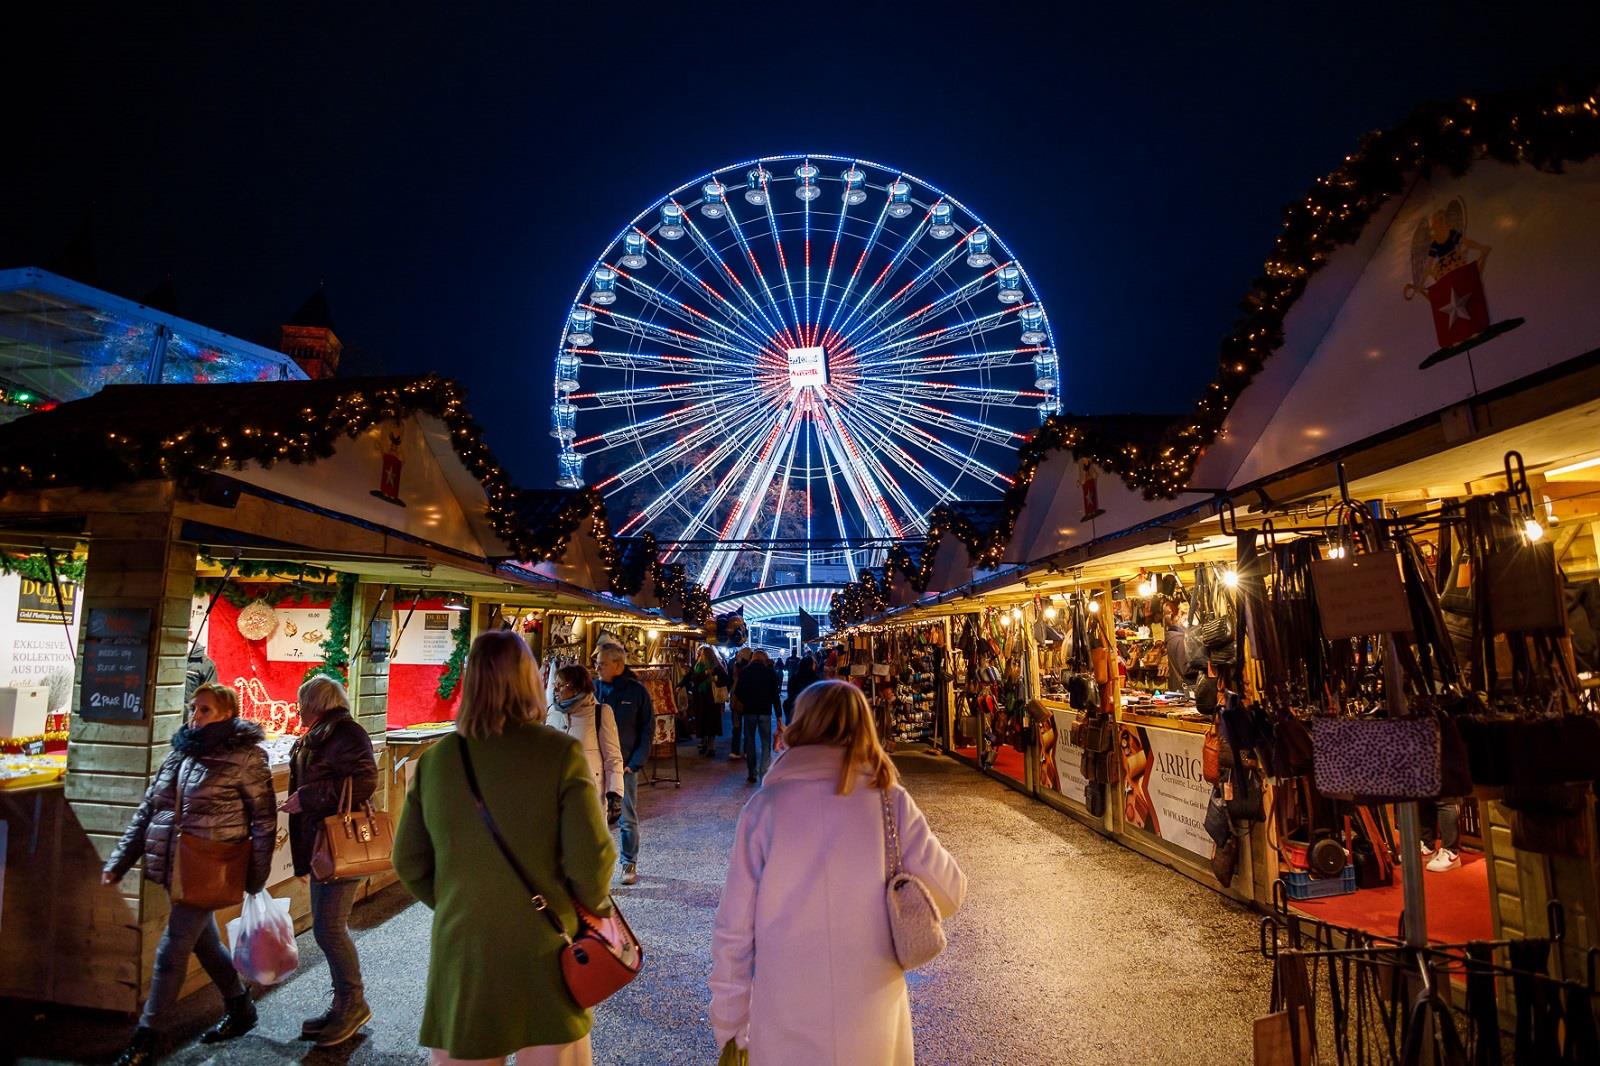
[1426,848,1460,873]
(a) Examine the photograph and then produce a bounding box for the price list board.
[81,607,152,722]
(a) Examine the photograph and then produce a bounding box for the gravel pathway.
[12,745,1271,1065]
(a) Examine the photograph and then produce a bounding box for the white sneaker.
[1426,848,1460,872]
[1420,842,1436,859]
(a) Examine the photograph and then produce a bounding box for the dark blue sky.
[6,3,1597,485]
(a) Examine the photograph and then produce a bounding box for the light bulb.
[647,629,659,640]
[1088,599,1101,614]
[999,614,1012,628]
[1329,545,1347,560]
[1523,518,1545,543]
[1221,569,1240,589]
[1138,579,1155,598]
[1010,607,1023,621]
[1044,606,1059,620]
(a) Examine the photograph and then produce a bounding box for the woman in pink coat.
[710,680,967,1064]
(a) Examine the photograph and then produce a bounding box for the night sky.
[6,4,1597,487]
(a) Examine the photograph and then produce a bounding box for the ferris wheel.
[551,154,1061,601]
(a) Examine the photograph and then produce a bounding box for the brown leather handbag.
[310,777,395,881]
[459,741,643,1008]
[168,759,249,910]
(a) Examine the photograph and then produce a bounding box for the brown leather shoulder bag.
[168,757,250,910]
[310,776,395,881]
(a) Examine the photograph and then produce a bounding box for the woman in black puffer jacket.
[282,675,378,1048]
[103,682,276,1066]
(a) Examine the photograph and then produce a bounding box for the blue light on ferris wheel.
[550,401,577,440]
[1019,305,1047,344]
[568,309,595,346]
[1034,352,1057,390]
[996,265,1024,303]
[1037,401,1058,424]
[589,267,616,305]
[659,203,686,239]
[840,167,867,205]
[745,167,771,205]
[621,232,648,269]
[966,228,993,267]
[556,354,582,391]
[794,163,821,201]
[886,181,913,218]
[700,181,727,218]
[557,451,585,488]
[929,202,956,239]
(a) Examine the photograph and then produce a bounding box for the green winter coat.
[393,725,617,1058]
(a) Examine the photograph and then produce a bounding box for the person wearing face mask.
[102,683,277,1066]
[548,664,625,828]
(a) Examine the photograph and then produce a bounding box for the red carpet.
[951,744,1028,784]
[1290,850,1493,945]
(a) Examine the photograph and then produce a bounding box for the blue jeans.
[310,877,364,998]
[620,769,639,865]
[142,898,246,1029]
[744,714,772,779]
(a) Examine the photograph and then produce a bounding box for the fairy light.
[1523,518,1546,543]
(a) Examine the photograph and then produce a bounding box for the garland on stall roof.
[194,576,337,610]
[303,573,357,684]
[436,611,472,700]
[883,79,1600,592]
[0,551,88,585]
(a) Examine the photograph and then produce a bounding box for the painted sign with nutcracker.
[1404,197,1522,368]
[371,421,406,506]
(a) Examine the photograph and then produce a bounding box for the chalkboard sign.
[82,607,152,722]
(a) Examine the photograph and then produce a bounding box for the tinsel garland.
[882,79,1600,594]
[0,552,87,585]
[304,573,357,684]
[194,577,338,610]
[435,611,472,700]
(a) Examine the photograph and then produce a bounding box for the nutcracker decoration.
[372,423,406,506]
[1405,198,1517,368]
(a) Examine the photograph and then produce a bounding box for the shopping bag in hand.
[227,890,299,985]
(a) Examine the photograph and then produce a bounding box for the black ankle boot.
[199,991,257,1043]
[113,1026,156,1066]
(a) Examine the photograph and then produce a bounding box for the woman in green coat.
[394,629,617,1065]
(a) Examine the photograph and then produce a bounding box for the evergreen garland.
[0,552,88,585]
[304,573,358,684]
[436,613,472,700]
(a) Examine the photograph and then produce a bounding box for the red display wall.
[386,598,463,729]
[206,592,331,735]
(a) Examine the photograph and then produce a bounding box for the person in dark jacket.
[735,651,783,783]
[785,652,819,722]
[683,645,729,758]
[593,641,654,886]
[102,682,276,1066]
[282,675,378,1047]
[728,647,753,760]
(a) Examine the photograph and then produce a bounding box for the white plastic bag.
[227,890,299,985]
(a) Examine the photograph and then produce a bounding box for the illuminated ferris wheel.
[551,154,1061,601]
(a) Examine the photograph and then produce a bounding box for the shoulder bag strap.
[879,787,903,879]
[457,739,572,945]
[339,775,353,817]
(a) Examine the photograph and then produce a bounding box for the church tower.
[279,287,342,379]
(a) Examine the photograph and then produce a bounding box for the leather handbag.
[1311,716,1441,802]
[168,758,250,910]
[880,787,947,971]
[310,777,395,881]
[459,741,643,1007]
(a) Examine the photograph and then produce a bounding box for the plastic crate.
[1281,865,1357,900]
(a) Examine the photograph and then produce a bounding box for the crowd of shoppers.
[100,635,960,1065]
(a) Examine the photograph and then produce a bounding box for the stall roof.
[0,267,306,425]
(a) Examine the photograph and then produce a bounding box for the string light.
[1221,569,1240,589]
[1523,518,1546,543]
[1044,605,1058,620]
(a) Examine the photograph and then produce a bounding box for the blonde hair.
[457,630,548,739]
[192,681,240,718]
[297,675,350,726]
[783,680,897,795]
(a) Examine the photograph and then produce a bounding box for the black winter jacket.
[287,709,378,877]
[733,660,782,721]
[106,716,277,894]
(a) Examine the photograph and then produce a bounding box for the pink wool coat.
[710,745,967,1064]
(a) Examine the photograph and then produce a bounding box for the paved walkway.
[13,746,1271,1065]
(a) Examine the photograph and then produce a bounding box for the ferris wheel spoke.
[680,196,797,350]
[668,406,788,561]
[859,378,1050,409]
[835,226,977,350]
[571,379,750,410]
[847,264,1002,355]
[611,404,780,536]
[808,169,857,347]
[588,303,765,364]
[586,390,765,463]
[813,429,859,582]
[611,264,774,356]
[830,205,934,344]
[815,397,904,540]
[861,345,1048,375]
[852,301,1033,363]
[757,410,807,586]
[575,347,761,381]
[821,192,894,342]
[699,404,800,593]
[834,403,958,508]
[634,231,788,360]
[753,175,805,347]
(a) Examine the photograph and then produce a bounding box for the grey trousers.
[141,899,246,1029]
[311,877,365,998]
